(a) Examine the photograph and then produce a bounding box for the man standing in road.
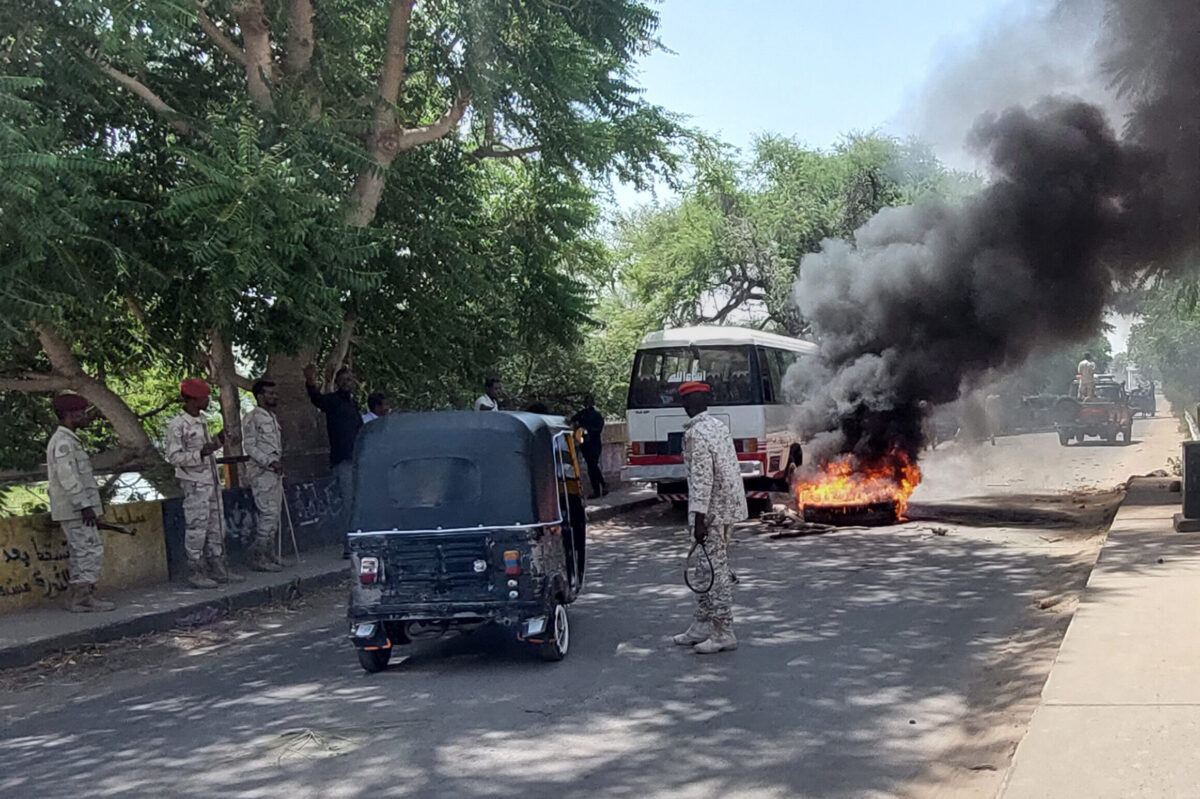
[242,380,285,573]
[474,377,502,411]
[165,379,246,589]
[672,381,747,654]
[1078,352,1096,399]
[305,364,362,556]
[46,394,116,612]
[571,395,608,498]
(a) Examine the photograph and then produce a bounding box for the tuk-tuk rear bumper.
[348,600,549,647]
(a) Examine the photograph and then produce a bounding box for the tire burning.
[794,450,921,526]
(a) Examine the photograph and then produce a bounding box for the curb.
[0,496,656,672]
[588,495,659,522]
[0,570,347,672]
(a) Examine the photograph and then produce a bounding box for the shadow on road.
[0,503,1109,799]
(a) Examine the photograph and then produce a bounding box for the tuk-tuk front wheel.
[357,647,392,673]
[539,602,570,662]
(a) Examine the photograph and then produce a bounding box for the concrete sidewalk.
[0,485,656,671]
[1000,485,1200,798]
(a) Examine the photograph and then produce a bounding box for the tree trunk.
[35,325,162,466]
[264,349,330,480]
[207,329,246,485]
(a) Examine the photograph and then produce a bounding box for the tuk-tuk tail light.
[359,556,380,585]
[503,550,521,577]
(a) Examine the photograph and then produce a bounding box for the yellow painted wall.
[0,501,168,614]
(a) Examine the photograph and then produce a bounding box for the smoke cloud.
[788,0,1200,464]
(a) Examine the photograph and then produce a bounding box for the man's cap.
[678,381,712,397]
[52,394,89,414]
[180,379,211,399]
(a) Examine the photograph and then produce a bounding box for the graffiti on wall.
[0,503,168,614]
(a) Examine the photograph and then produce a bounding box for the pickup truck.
[1052,377,1134,446]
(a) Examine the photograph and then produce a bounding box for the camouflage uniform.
[165,412,225,562]
[683,412,748,632]
[46,426,103,585]
[242,405,284,566]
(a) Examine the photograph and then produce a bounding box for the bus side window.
[770,350,795,403]
[757,347,775,403]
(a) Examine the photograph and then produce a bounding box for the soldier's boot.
[250,541,282,573]
[64,584,88,612]
[187,559,219,589]
[693,622,737,655]
[672,620,714,646]
[77,584,116,612]
[206,556,247,584]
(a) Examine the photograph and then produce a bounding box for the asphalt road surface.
[0,412,1181,799]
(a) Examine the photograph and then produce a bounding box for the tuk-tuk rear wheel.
[539,602,570,662]
[357,647,392,673]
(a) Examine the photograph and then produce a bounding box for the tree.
[0,0,682,472]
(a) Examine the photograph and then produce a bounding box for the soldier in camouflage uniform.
[165,379,246,589]
[242,380,285,572]
[673,381,748,654]
[46,394,116,612]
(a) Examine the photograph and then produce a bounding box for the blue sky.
[633,0,1003,153]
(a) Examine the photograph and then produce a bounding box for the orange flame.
[793,450,922,516]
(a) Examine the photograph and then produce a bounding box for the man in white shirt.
[362,392,390,423]
[474,377,502,411]
[1077,353,1096,399]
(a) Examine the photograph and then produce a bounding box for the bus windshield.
[628,346,755,408]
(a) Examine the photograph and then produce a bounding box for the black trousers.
[582,445,606,496]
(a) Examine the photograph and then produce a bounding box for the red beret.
[52,394,89,414]
[678,381,712,397]
[180,379,211,399]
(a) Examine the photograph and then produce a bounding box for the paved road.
[0,412,1180,799]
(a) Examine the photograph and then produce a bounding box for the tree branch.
[376,0,415,120]
[285,0,316,75]
[394,90,470,151]
[322,312,358,382]
[137,398,180,421]
[468,143,542,161]
[88,57,191,135]
[0,375,74,393]
[234,1,277,111]
[197,6,247,66]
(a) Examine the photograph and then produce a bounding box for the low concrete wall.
[0,501,168,615]
[161,476,346,580]
[601,421,628,481]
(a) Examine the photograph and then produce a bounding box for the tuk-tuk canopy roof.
[348,411,568,533]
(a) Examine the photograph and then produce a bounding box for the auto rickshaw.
[346,411,587,672]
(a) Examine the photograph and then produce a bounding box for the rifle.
[96,521,136,536]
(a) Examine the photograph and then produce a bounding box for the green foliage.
[0,0,684,468]
[1130,278,1200,404]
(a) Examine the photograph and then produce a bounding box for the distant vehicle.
[1128,383,1157,418]
[1052,375,1134,446]
[621,326,817,513]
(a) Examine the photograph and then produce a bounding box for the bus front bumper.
[621,460,764,483]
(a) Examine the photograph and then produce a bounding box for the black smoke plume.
[787,0,1200,465]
